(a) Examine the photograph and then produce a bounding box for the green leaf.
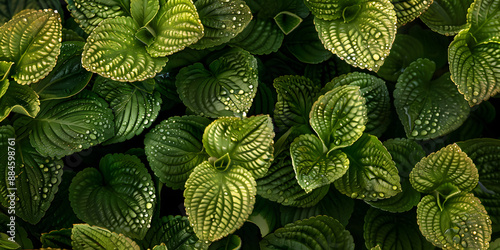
[310,85,367,151]
[146,0,204,57]
[65,0,130,34]
[416,193,492,249]
[467,0,500,44]
[131,0,159,27]
[69,154,155,239]
[0,81,40,122]
[273,75,321,131]
[0,212,33,249]
[290,134,349,193]
[152,243,168,250]
[409,24,450,68]
[144,116,211,190]
[0,127,63,224]
[191,0,252,49]
[139,215,198,250]
[334,134,402,201]
[176,48,258,118]
[71,224,140,250]
[0,61,13,82]
[0,232,20,249]
[184,162,257,242]
[274,11,302,35]
[82,16,168,82]
[247,196,279,237]
[0,0,64,24]
[364,208,433,249]
[395,58,470,139]
[229,18,284,55]
[323,72,391,137]
[18,90,114,158]
[92,77,162,144]
[208,235,241,250]
[383,138,426,177]
[420,0,473,36]
[365,178,421,213]
[260,215,355,250]
[0,9,62,85]
[303,0,349,20]
[314,0,397,71]
[41,228,72,249]
[202,115,274,179]
[30,41,92,101]
[391,0,433,26]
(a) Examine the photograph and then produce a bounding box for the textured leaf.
[30,41,92,101]
[71,224,140,250]
[0,0,64,24]
[209,235,241,250]
[0,213,33,248]
[303,0,347,20]
[409,24,450,68]
[65,0,130,34]
[285,16,332,64]
[420,0,473,35]
[184,162,257,242]
[146,0,204,57]
[191,0,252,49]
[260,215,355,250]
[366,178,421,213]
[144,116,211,189]
[203,115,274,179]
[247,81,275,116]
[416,193,492,249]
[391,0,433,26]
[395,58,470,139]
[0,81,40,122]
[247,196,279,237]
[93,77,162,144]
[274,11,302,35]
[131,0,159,27]
[69,154,155,239]
[377,34,424,82]
[0,127,63,224]
[0,9,62,85]
[82,16,167,82]
[467,0,500,44]
[139,215,198,250]
[310,85,367,151]
[290,134,349,193]
[41,228,72,249]
[314,0,397,71]
[229,18,284,55]
[0,61,13,82]
[383,138,426,177]
[176,48,258,118]
[334,134,401,201]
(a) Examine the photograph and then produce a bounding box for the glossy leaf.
[391,0,433,26]
[139,215,198,250]
[69,154,155,239]
[82,16,168,82]
[394,58,469,139]
[420,0,473,36]
[410,143,478,195]
[0,61,13,82]
[41,228,72,249]
[334,134,401,201]
[131,0,159,27]
[65,0,130,33]
[314,0,397,71]
[383,138,426,177]
[203,115,274,179]
[291,134,349,193]
[144,116,211,190]
[176,48,258,118]
[0,9,62,85]
[365,179,421,213]
[209,235,242,250]
[92,77,162,144]
[260,215,354,250]
[229,18,284,55]
[467,0,500,44]
[184,162,257,242]
[71,224,140,250]
[0,81,40,122]
[303,0,346,20]
[416,193,492,249]
[247,196,279,237]
[310,85,367,151]
[285,16,332,64]
[191,0,252,49]
[377,34,424,82]
[0,0,64,24]
[274,11,302,35]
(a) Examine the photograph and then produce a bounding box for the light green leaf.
[0,127,63,224]
[0,232,20,249]
[209,235,241,250]
[176,49,258,118]
[30,41,92,101]
[0,61,13,82]
[65,0,130,34]
[334,134,401,201]
[184,162,257,242]
[0,9,62,85]
[144,116,211,190]
[229,18,284,55]
[395,58,470,139]
[383,138,426,177]
[416,193,492,249]
[310,85,367,151]
[391,0,433,26]
[131,0,159,27]
[274,11,302,35]
[203,115,274,179]
[0,0,64,24]
[71,224,140,250]
[247,197,279,237]
[146,0,204,57]
[82,16,167,82]
[69,154,156,240]
[139,215,198,250]
[152,243,168,250]
[0,81,40,122]
[314,0,397,71]
[467,0,500,44]
[191,0,252,49]
[290,134,349,193]
[92,77,161,144]
[303,0,347,20]
[260,215,354,250]
[410,143,478,195]
[420,0,473,36]
[0,213,33,249]
[365,179,421,213]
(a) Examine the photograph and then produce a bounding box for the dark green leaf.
[247,196,279,237]
[420,0,473,36]
[285,16,332,64]
[0,212,33,249]
[229,18,284,55]
[467,0,500,44]
[383,138,426,178]
[0,81,40,122]
[391,0,432,26]
[365,179,421,213]
[208,235,241,250]
[130,0,159,27]
[0,232,20,249]
[274,11,302,35]
[66,0,130,34]
[139,215,198,250]
[41,228,72,249]
[71,224,140,250]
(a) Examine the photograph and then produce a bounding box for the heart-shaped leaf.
[416,193,492,249]
[229,17,284,55]
[314,0,397,71]
[139,215,198,250]
[71,224,140,250]
[184,161,257,242]
[131,0,159,27]
[69,154,156,240]
[409,143,478,195]
[391,0,433,26]
[365,178,421,213]
[144,116,211,190]
[310,85,367,152]
[420,0,473,36]
[202,115,274,179]
[290,134,349,193]
[394,58,470,139]
[176,48,258,118]
[383,138,426,177]
[0,9,62,85]
[0,81,40,122]
[274,11,302,35]
[66,0,130,33]
[334,134,401,201]
[82,16,168,82]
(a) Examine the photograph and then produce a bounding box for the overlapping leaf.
[0,81,40,122]
[377,34,424,82]
[303,0,347,20]
[285,16,332,64]
[229,17,284,55]
[131,0,159,27]
[65,0,130,33]
[71,224,140,250]
[0,0,64,24]
[139,215,198,250]
[41,228,72,249]
[420,0,473,35]
[383,138,426,178]
[391,0,433,26]
[274,11,302,35]
[366,179,421,213]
